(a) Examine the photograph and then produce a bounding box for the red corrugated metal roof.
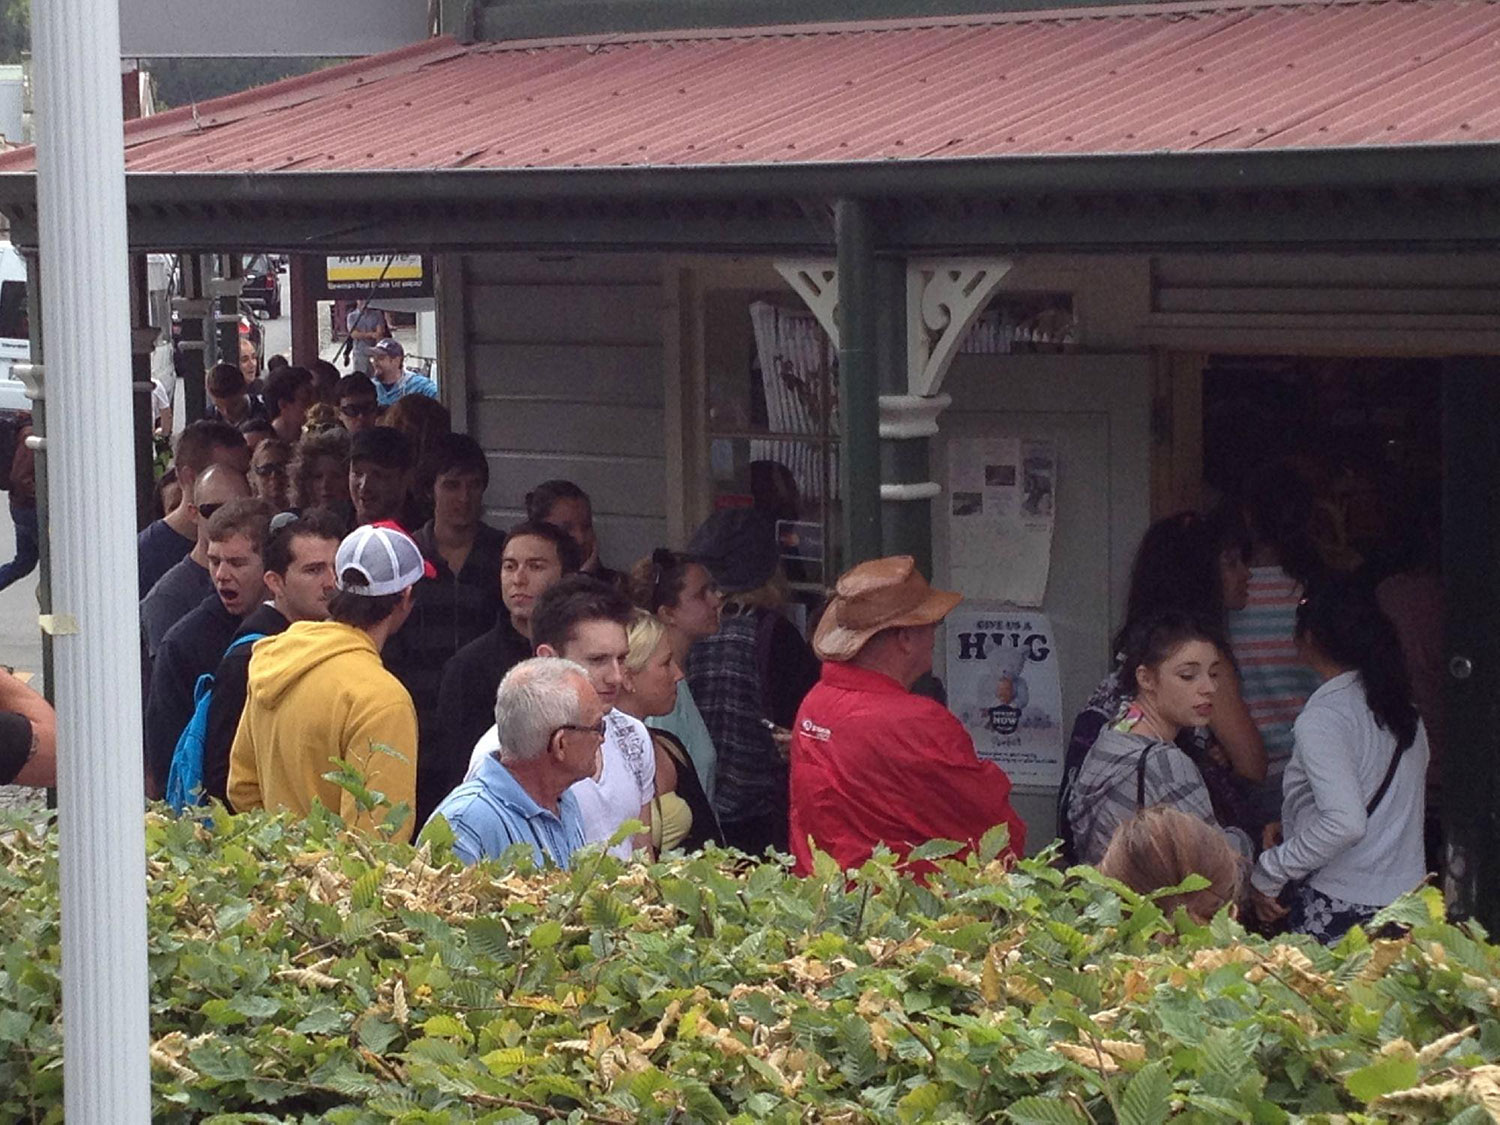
[4,0,1498,174]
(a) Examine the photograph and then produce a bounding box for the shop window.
[705,293,841,621]
[700,286,1076,615]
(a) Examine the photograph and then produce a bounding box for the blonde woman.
[616,610,724,853]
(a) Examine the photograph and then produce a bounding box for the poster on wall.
[947,605,1065,788]
[947,437,1057,606]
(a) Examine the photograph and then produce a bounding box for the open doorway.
[1203,355,1441,571]
[1201,354,1445,865]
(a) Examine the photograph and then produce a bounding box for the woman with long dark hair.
[1066,612,1255,865]
[628,548,724,804]
[1057,509,1266,858]
[1249,579,1428,942]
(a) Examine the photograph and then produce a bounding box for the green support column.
[129,256,157,531]
[835,198,882,566]
[874,256,934,575]
[214,253,245,379]
[1442,357,1500,931]
[177,255,208,424]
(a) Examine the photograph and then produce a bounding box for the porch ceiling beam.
[9,194,1497,257]
[894,188,1500,251]
[0,207,838,255]
[2,170,1497,255]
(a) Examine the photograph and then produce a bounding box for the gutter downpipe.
[34,0,153,1118]
[835,198,882,567]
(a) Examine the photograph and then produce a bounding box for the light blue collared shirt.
[432,751,586,868]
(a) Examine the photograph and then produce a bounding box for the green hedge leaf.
[1344,1055,1420,1103]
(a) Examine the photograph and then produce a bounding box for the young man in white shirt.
[465,575,653,858]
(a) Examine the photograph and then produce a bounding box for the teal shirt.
[375,371,439,407]
[647,681,717,804]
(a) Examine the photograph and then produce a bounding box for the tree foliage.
[2,803,1499,1123]
[145,57,335,111]
[0,0,27,65]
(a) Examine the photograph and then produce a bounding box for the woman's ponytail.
[1296,579,1418,751]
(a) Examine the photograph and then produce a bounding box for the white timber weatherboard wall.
[463,253,668,568]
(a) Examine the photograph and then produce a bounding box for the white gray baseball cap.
[334,523,434,596]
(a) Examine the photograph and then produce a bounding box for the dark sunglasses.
[253,462,289,477]
[339,402,376,417]
[197,502,224,519]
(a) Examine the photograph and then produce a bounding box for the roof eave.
[0,143,1495,213]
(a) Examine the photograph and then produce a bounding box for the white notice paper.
[947,437,1056,606]
[947,606,1065,788]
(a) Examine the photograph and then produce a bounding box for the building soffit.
[3,143,1500,251]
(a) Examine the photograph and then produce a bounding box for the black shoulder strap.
[753,608,779,720]
[1136,741,1156,810]
[1365,734,1411,817]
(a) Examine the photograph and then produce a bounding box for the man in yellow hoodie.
[228,522,435,842]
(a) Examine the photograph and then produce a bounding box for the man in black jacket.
[426,520,581,820]
[198,508,344,806]
[143,499,272,798]
[385,434,505,823]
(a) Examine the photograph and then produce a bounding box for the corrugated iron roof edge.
[1,139,1495,209]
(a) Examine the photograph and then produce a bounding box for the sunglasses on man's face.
[253,462,290,477]
[339,402,376,417]
[197,502,224,520]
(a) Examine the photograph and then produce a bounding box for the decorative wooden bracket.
[906,258,1013,397]
[774,259,840,350]
[771,257,1013,507]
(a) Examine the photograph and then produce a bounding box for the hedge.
[2,804,1499,1124]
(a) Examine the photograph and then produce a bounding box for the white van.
[0,242,30,416]
[0,245,180,422]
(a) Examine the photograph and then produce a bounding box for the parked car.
[240,253,282,319]
[0,243,33,417]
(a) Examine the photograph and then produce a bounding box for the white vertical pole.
[32,0,152,1120]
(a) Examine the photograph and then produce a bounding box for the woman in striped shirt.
[1229,460,1328,830]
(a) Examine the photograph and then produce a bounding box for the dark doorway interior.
[1204,355,1442,576]
[1202,353,1450,893]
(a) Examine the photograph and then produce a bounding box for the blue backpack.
[166,632,267,812]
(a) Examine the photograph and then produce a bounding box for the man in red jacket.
[789,556,1026,876]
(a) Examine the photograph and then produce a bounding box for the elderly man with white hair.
[429,656,605,868]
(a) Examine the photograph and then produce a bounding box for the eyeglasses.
[253,462,289,477]
[552,720,606,743]
[197,502,224,519]
[339,402,376,417]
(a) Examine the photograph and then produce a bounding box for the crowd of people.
[11,364,1402,950]
[125,352,1030,894]
[1061,460,1437,942]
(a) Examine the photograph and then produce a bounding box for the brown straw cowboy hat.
[813,556,962,661]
